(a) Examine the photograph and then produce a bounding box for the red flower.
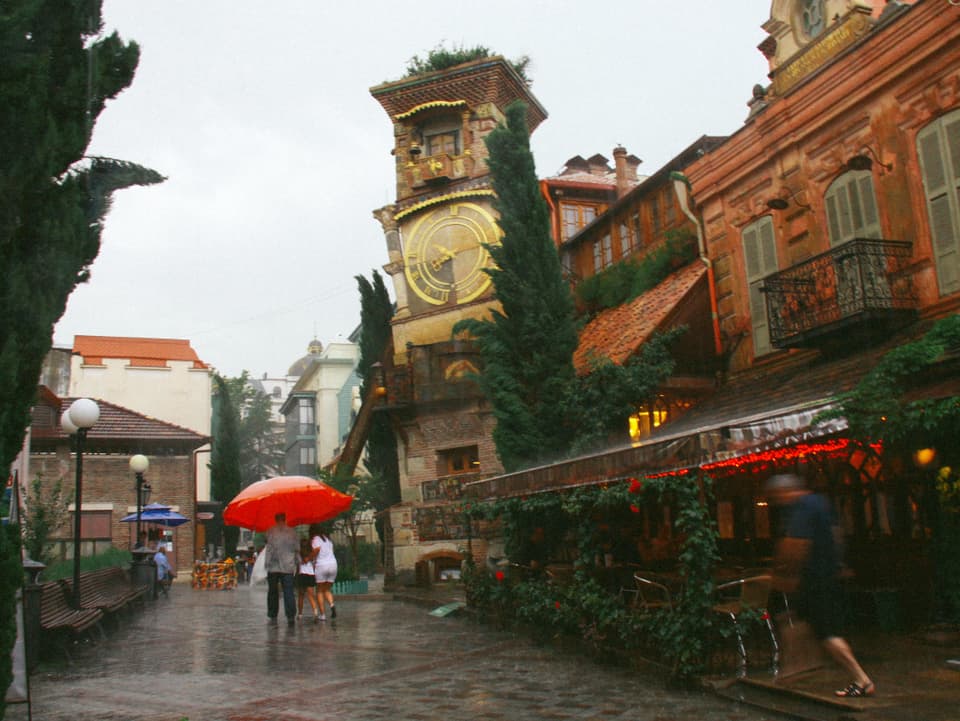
[628,478,643,494]
[554,600,561,610]
[629,504,640,514]
[495,570,505,583]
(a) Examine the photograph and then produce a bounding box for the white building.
[65,335,213,500]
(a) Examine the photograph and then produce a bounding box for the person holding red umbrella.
[264,513,299,626]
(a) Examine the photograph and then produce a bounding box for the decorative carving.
[896,71,960,131]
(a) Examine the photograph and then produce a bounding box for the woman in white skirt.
[310,523,338,620]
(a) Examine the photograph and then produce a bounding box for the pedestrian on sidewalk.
[767,473,875,698]
[154,543,173,596]
[265,513,299,626]
[310,523,338,621]
[297,537,320,621]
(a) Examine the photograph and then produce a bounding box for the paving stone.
[8,583,776,721]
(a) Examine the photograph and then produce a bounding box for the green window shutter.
[743,217,777,356]
[826,171,880,243]
[857,174,880,238]
[918,113,960,295]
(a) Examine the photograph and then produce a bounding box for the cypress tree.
[211,376,243,557]
[355,271,400,523]
[1,6,158,704]
[0,1,161,475]
[454,101,579,472]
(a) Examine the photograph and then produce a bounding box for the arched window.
[917,109,960,295]
[824,169,881,246]
[742,215,778,356]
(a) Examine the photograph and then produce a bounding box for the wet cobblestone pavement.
[10,583,780,721]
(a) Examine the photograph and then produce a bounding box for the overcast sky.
[53,1,772,378]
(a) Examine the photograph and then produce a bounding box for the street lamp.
[129,454,150,550]
[62,398,100,609]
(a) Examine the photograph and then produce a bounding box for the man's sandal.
[835,681,875,697]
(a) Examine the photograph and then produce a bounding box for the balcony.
[404,152,475,188]
[764,238,917,350]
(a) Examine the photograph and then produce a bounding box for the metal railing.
[764,238,916,349]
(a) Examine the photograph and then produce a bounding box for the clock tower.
[371,56,547,349]
[369,56,547,585]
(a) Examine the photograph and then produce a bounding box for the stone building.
[369,56,547,585]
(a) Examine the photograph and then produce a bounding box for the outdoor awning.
[463,400,848,500]
[464,344,882,501]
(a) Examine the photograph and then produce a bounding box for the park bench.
[59,566,148,617]
[38,580,104,645]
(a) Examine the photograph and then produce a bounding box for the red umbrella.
[223,476,353,532]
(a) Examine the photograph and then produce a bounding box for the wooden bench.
[39,581,103,638]
[59,567,148,616]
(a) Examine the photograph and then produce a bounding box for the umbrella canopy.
[120,507,191,528]
[223,475,353,532]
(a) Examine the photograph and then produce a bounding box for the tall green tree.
[356,271,400,519]
[211,375,243,556]
[0,1,161,476]
[1,3,158,708]
[219,373,284,487]
[454,101,580,472]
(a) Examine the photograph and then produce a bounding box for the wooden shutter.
[917,113,960,295]
[743,217,778,356]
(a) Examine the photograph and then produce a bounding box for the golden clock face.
[403,202,501,306]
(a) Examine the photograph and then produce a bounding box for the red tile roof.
[574,263,706,374]
[31,394,208,445]
[73,336,208,369]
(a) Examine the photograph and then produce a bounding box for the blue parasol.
[120,505,190,528]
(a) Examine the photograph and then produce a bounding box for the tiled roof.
[32,395,209,445]
[574,263,706,374]
[73,335,208,369]
[547,171,618,187]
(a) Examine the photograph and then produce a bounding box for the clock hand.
[430,252,452,272]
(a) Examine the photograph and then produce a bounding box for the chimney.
[613,146,629,199]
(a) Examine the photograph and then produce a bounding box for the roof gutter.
[671,171,723,358]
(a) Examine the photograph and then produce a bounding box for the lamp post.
[130,454,150,550]
[62,398,100,610]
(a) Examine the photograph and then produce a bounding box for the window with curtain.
[561,203,599,241]
[298,398,315,436]
[917,109,960,295]
[824,169,881,245]
[742,215,778,356]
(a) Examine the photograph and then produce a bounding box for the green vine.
[575,230,698,318]
[463,473,724,679]
[819,314,960,622]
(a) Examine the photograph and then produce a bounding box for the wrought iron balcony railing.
[763,238,917,349]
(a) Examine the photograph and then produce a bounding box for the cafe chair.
[712,574,779,677]
[623,574,673,613]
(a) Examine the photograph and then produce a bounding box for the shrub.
[42,547,132,582]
